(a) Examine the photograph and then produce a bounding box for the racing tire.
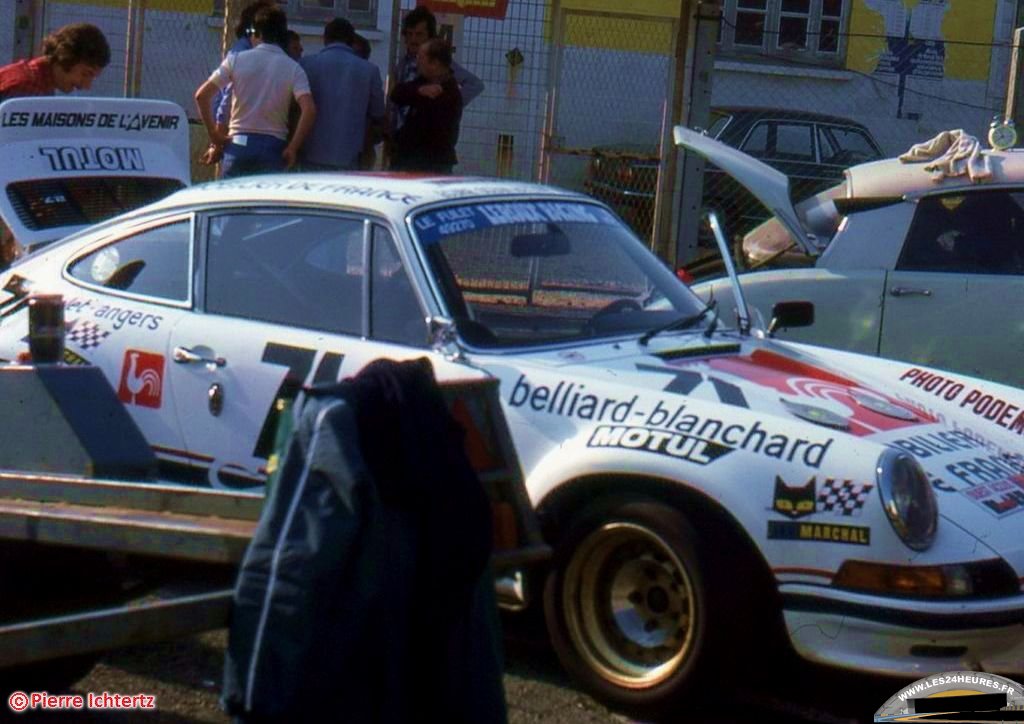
[544,499,722,717]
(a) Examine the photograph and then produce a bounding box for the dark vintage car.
[584,107,884,241]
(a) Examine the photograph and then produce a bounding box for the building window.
[735,0,768,47]
[719,0,848,63]
[287,0,377,28]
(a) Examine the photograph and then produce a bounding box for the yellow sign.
[847,0,995,82]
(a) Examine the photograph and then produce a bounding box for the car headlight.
[876,447,937,551]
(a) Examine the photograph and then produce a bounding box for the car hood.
[510,333,942,439]
[673,125,818,254]
[0,97,190,248]
[488,333,1024,567]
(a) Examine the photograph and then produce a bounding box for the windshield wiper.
[638,300,717,346]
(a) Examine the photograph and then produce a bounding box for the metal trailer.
[0,372,549,677]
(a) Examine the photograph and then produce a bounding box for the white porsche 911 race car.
[0,110,1021,715]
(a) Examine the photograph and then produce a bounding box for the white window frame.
[718,0,850,65]
[279,0,378,28]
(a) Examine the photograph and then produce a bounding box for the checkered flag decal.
[817,478,873,517]
[66,319,110,350]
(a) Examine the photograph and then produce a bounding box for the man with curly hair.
[0,22,110,100]
[0,23,110,270]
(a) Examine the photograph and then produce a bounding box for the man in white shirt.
[195,6,315,178]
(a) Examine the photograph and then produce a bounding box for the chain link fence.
[29,0,223,181]
[396,0,551,181]
[2,0,1019,269]
[544,10,677,244]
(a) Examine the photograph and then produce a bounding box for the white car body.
[0,162,1022,712]
[677,126,1024,389]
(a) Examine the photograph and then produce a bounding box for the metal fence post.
[123,0,146,97]
[652,0,693,263]
[12,0,35,61]
[1005,27,1024,140]
[539,0,564,183]
[670,0,719,270]
[222,0,244,58]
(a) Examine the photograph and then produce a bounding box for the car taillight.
[675,267,694,285]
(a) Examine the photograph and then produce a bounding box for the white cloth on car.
[898,129,992,183]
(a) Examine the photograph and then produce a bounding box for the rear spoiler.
[0,97,190,248]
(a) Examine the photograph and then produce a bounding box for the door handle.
[173,346,226,368]
[889,286,932,298]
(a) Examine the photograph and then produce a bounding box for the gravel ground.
[1,624,897,723]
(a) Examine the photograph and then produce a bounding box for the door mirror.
[768,301,814,337]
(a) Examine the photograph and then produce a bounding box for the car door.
[62,214,195,470]
[166,208,376,488]
[166,209,469,489]
[879,189,1024,387]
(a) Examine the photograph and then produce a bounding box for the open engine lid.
[673,125,820,254]
[0,96,190,248]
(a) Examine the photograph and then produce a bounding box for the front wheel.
[543,500,712,715]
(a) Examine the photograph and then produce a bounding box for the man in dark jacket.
[389,38,462,174]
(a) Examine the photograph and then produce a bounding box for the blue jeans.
[220,134,287,178]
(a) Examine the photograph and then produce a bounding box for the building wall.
[710,0,1008,155]
[0,0,15,65]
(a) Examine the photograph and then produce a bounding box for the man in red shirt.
[0,23,110,101]
[0,23,109,269]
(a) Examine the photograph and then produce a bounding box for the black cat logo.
[773,476,817,519]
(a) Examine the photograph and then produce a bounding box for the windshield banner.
[413,201,618,244]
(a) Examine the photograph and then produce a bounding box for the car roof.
[143,173,585,218]
[845,149,1024,198]
[713,106,874,129]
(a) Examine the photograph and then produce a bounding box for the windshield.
[412,200,705,347]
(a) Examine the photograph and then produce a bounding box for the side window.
[740,122,770,157]
[370,226,426,347]
[772,123,814,161]
[68,219,191,302]
[897,192,1024,275]
[205,212,366,333]
[818,125,881,166]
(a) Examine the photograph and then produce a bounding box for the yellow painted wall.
[560,0,682,19]
[553,0,682,54]
[846,0,995,81]
[57,0,211,14]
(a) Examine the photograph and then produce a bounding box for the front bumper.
[781,584,1024,676]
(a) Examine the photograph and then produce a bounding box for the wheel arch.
[536,473,786,639]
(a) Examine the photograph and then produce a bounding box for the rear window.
[5,176,184,232]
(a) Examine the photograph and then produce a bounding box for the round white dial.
[989,122,1017,150]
